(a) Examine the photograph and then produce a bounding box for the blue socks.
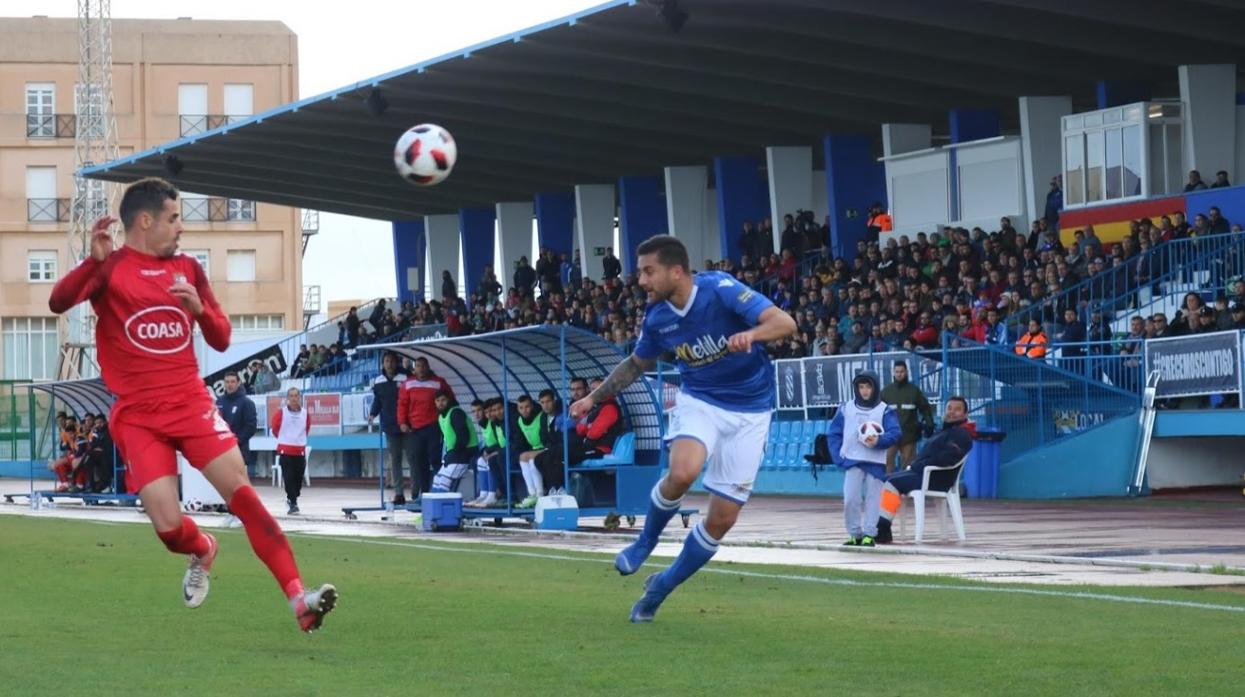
[638,482,683,547]
[655,521,720,594]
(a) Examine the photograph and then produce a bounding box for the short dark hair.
[470,399,484,408]
[119,177,179,228]
[636,235,690,272]
[517,394,534,405]
[570,376,588,390]
[224,371,240,380]
[538,389,556,401]
[947,395,969,412]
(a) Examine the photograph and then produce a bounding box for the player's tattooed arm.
[590,353,656,403]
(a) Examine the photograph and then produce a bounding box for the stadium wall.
[996,413,1139,498]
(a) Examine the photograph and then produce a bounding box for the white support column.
[881,123,932,158]
[1179,64,1237,178]
[765,145,813,254]
[425,214,460,297]
[665,165,716,271]
[704,187,720,262]
[1018,95,1073,226]
[574,184,615,281]
[495,201,533,273]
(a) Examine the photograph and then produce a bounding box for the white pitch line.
[296,533,1245,615]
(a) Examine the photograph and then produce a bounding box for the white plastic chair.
[272,446,313,488]
[899,454,968,543]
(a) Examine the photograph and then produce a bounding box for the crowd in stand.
[293,169,1241,388]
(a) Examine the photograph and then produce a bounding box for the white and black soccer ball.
[184,498,204,513]
[393,123,457,186]
[857,420,884,445]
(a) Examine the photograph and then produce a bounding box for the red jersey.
[398,374,453,429]
[49,247,231,403]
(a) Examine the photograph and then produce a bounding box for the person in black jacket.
[217,371,258,477]
[366,352,409,502]
[874,396,974,544]
[602,247,622,281]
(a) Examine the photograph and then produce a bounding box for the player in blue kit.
[569,235,796,623]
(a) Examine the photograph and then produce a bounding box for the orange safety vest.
[1015,331,1048,358]
[868,212,893,231]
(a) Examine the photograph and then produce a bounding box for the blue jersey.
[634,271,775,413]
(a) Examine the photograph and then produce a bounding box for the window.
[227,198,256,221]
[1122,125,1142,197]
[26,167,59,222]
[184,249,210,277]
[178,83,209,135]
[2,317,59,380]
[226,250,256,282]
[26,83,55,137]
[229,314,284,331]
[223,84,253,125]
[1104,128,1122,201]
[27,251,57,282]
[1064,136,1084,206]
[1085,130,1104,203]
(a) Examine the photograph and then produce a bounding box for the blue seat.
[778,420,795,443]
[578,432,636,468]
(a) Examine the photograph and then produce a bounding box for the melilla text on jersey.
[674,333,731,368]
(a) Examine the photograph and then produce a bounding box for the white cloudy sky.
[18,0,601,303]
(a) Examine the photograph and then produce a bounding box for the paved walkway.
[4,479,1244,588]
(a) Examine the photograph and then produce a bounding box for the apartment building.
[0,16,302,380]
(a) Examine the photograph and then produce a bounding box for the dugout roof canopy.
[28,379,115,419]
[356,325,663,451]
[82,0,1245,221]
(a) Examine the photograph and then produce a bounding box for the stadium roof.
[356,325,663,454]
[83,0,1245,221]
[28,379,115,418]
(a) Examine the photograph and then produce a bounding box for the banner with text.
[771,352,946,409]
[1144,330,1241,398]
[205,344,288,397]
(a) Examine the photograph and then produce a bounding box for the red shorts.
[111,389,238,494]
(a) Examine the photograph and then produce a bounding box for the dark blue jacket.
[370,371,408,434]
[216,390,257,449]
[908,421,974,472]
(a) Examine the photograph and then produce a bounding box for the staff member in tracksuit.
[398,357,454,500]
[217,371,258,478]
[430,391,478,492]
[271,387,312,515]
[878,360,934,474]
[826,372,900,547]
[875,396,974,543]
[367,352,409,505]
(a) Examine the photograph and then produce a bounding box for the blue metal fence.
[1013,232,1245,328]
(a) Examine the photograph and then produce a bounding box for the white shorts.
[664,392,771,504]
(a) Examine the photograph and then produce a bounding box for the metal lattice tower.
[62,0,120,379]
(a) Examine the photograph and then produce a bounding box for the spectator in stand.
[1230,302,1245,329]
[217,371,258,478]
[366,352,409,500]
[865,202,892,242]
[1169,292,1204,335]
[253,361,281,394]
[345,307,361,348]
[1015,319,1048,360]
[271,387,312,515]
[1045,175,1062,231]
[1057,307,1086,371]
[602,247,622,281]
[1211,170,1231,189]
[1194,305,1219,334]
[441,270,457,300]
[398,357,454,501]
[1209,206,1231,234]
[513,256,537,297]
[910,312,939,348]
[779,214,804,260]
[1184,170,1207,192]
[477,265,502,301]
[289,345,311,378]
[561,250,582,292]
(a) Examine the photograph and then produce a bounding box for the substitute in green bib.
[431,391,479,493]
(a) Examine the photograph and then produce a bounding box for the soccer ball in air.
[857,421,884,445]
[393,123,457,186]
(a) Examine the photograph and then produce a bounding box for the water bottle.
[30,494,41,511]
[44,496,56,510]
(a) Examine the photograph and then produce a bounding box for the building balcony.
[26,198,70,223]
[26,113,76,139]
[181,196,257,223]
[179,114,246,137]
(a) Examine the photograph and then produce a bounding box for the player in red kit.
[48,178,336,632]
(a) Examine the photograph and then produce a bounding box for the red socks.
[228,485,303,599]
[156,516,211,557]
